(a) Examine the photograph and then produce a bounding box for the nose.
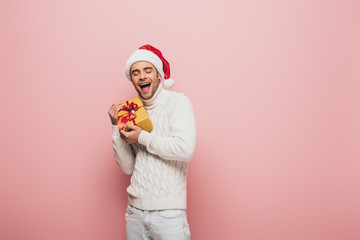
[140,71,146,80]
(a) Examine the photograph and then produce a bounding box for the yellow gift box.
[117,96,153,132]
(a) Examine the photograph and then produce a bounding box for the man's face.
[130,61,161,100]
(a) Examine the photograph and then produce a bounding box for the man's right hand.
[108,100,125,125]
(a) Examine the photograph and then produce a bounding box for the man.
[107,44,196,240]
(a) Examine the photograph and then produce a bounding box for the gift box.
[117,96,153,132]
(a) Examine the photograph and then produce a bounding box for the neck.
[140,84,163,106]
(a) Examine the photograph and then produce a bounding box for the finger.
[120,129,128,137]
[115,104,124,111]
[109,106,117,114]
[120,134,127,141]
[111,109,118,117]
[124,124,138,130]
[117,106,124,111]
[109,109,116,116]
[110,102,123,111]
[120,130,126,138]
[112,103,119,109]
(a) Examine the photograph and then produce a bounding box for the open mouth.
[139,82,151,92]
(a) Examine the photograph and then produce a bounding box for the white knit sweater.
[112,84,197,210]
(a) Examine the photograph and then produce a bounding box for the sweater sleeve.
[112,124,135,175]
[137,94,197,162]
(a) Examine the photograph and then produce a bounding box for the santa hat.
[125,44,174,89]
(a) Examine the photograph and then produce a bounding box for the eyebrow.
[131,67,153,74]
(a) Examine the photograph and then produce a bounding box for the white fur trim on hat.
[125,49,164,80]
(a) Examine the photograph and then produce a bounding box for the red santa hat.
[125,44,174,89]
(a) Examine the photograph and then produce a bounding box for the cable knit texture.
[112,84,196,210]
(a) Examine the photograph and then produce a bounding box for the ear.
[130,75,136,85]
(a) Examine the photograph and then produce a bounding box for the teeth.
[140,83,151,88]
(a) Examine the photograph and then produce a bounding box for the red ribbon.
[117,101,142,130]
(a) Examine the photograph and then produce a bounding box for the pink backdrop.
[1,0,359,239]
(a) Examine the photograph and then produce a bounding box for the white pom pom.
[163,78,174,89]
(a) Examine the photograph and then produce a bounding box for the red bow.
[117,101,142,130]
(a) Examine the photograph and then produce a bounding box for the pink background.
[1,0,359,239]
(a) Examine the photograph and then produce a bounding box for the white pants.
[125,203,191,240]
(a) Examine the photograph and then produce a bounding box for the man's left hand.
[120,124,142,144]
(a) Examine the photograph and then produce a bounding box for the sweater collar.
[140,83,163,107]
